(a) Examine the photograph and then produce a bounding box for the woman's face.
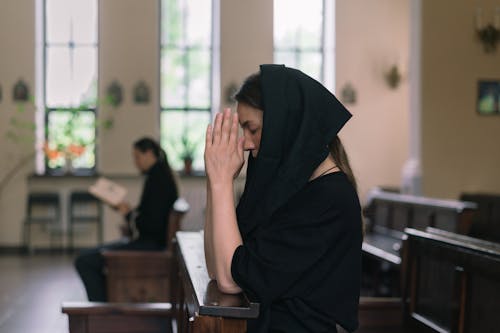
[133,148,156,173]
[236,102,263,158]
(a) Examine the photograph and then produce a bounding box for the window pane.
[73,47,98,107]
[162,0,183,45]
[275,51,297,69]
[47,110,95,169]
[46,47,97,108]
[299,52,322,82]
[72,0,97,44]
[186,0,211,47]
[46,0,71,44]
[46,47,72,107]
[161,110,210,171]
[161,49,187,108]
[274,0,323,50]
[187,50,210,108]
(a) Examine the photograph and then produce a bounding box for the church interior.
[1,0,500,332]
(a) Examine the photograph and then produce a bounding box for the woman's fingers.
[229,111,239,146]
[212,112,222,144]
[221,108,231,143]
[205,124,212,148]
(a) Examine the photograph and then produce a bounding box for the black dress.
[75,161,178,301]
[128,161,179,246]
[231,65,362,332]
[232,172,362,332]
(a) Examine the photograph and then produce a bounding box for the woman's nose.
[242,136,255,151]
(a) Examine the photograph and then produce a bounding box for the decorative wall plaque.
[106,80,123,107]
[341,82,357,105]
[13,79,29,101]
[133,80,150,104]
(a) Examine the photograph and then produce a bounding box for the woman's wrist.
[208,177,233,190]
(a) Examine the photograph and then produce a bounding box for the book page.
[88,177,127,207]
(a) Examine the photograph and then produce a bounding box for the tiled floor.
[0,254,86,333]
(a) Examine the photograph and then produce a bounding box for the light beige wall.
[336,0,410,202]
[220,0,273,109]
[421,0,500,199]
[0,0,273,246]
[0,0,35,246]
[98,0,160,174]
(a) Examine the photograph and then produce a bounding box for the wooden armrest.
[62,302,172,316]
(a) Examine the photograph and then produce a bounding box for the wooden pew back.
[103,199,189,302]
[362,188,477,297]
[365,188,477,235]
[403,228,500,333]
[460,193,500,243]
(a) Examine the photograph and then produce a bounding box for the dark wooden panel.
[403,228,500,333]
[460,193,500,243]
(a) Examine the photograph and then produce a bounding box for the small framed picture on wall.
[477,80,500,115]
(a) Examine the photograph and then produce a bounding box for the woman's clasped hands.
[204,108,245,184]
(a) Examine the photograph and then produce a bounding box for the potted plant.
[179,132,198,175]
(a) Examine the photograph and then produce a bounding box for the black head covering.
[236,64,352,238]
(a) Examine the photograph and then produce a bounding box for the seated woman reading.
[204,65,362,333]
[75,137,178,301]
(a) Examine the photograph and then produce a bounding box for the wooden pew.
[102,199,189,302]
[175,231,407,333]
[362,188,477,296]
[459,193,500,243]
[174,231,259,333]
[61,302,172,333]
[402,228,500,333]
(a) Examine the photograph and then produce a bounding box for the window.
[43,0,98,174]
[274,0,328,84]
[160,0,213,172]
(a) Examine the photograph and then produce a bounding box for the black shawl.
[236,64,352,238]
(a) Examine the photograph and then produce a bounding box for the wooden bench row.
[362,188,478,296]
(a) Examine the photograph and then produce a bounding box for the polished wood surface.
[175,231,259,333]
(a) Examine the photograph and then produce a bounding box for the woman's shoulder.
[280,172,360,215]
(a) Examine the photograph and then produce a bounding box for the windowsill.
[178,170,206,178]
[29,170,208,179]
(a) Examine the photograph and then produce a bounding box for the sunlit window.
[274,0,324,82]
[160,0,213,172]
[44,0,97,174]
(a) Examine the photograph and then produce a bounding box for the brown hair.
[328,136,357,192]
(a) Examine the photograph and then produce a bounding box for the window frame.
[273,0,330,85]
[159,0,215,173]
[42,0,99,176]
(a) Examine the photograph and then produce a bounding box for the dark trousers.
[74,239,163,301]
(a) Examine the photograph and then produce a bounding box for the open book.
[88,177,127,207]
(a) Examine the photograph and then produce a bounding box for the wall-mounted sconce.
[476,7,500,53]
[385,65,402,89]
[0,84,2,103]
